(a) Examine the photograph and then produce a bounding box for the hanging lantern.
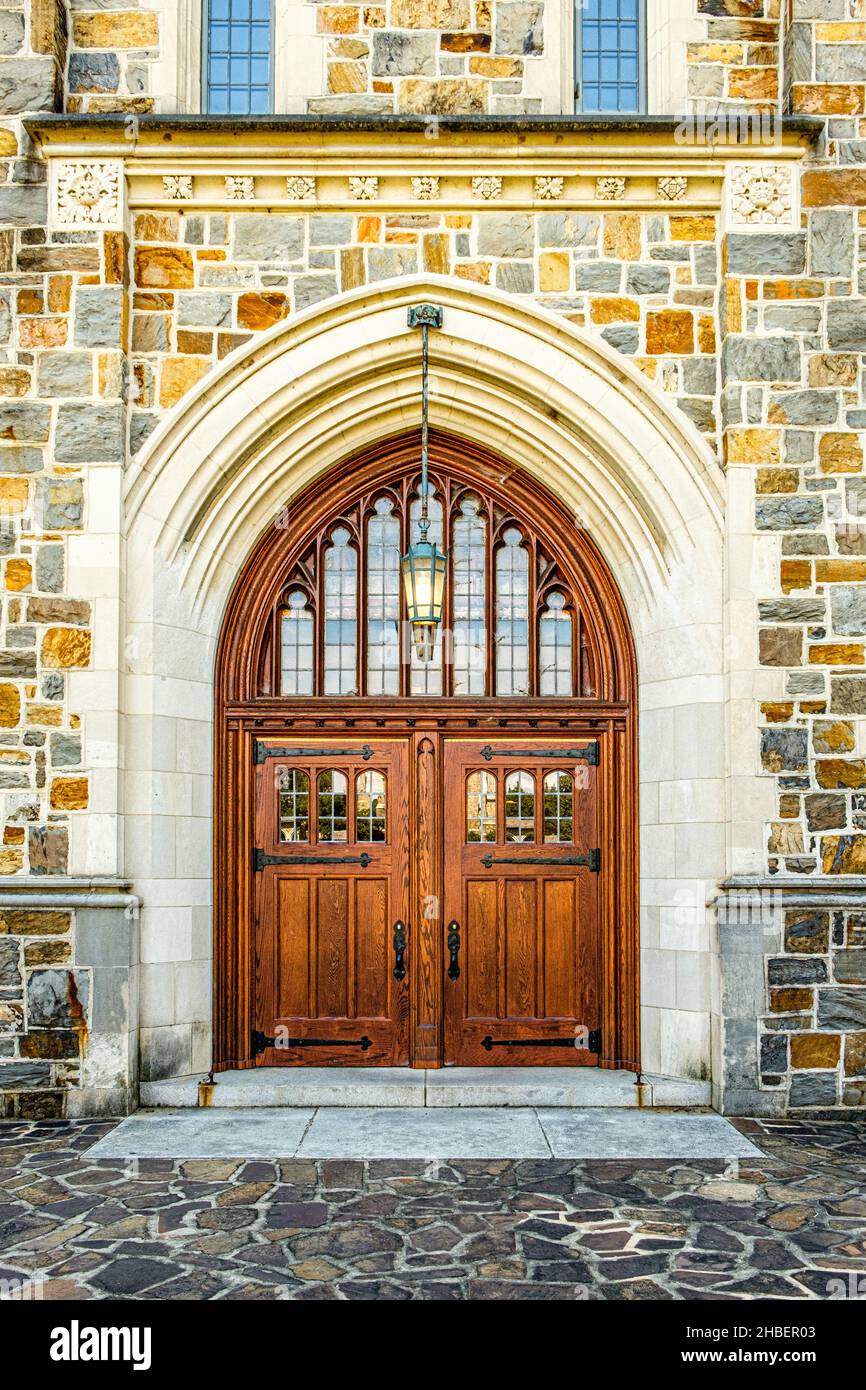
[402,304,447,662]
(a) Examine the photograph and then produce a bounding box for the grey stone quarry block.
[367,246,418,281]
[75,909,134,971]
[0,1062,51,1089]
[760,1033,788,1074]
[36,544,63,593]
[723,335,801,383]
[828,301,866,353]
[55,403,124,463]
[132,314,167,353]
[309,215,352,246]
[764,305,822,333]
[758,597,825,622]
[788,672,825,695]
[372,31,436,75]
[477,214,534,258]
[785,431,815,464]
[495,1,544,55]
[726,234,806,276]
[0,938,20,987]
[767,957,828,986]
[831,585,866,636]
[28,969,90,1030]
[68,52,120,93]
[817,42,866,83]
[38,477,84,529]
[770,390,842,425]
[834,950,866,983]
[0,58,56,115]
[627,264,670,295]
[36,351,92,398]
[42,672,64,700]
[693,245,718,285]
[574,262,621,291]
[1,446,44,474]
[232,214,304,262]
[603,324,639,354]
[831,676,866,714]
[50,733,81,767]
[74,287,123,349]
[756,496,824,530]
[538,212,598,247]
[176,292,231,327]
[0,13,23,55]
[819,988,866,1030]
[789,1073,839,1108]
[784,22,812,84]
[293,274,338,310]
[811,208,854,278]
[130,411,158,455]
[682,357,716,396]
[761,728,808,771]
[0,184,48,228]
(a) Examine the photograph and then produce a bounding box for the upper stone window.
[576,0,646,113]
[205,0,273,115]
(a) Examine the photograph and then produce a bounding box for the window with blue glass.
[576,0,646,113]
[205,0,273,115]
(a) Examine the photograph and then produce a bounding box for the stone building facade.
[0,0,865,1118]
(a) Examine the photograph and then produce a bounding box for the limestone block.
[54,403,124,462]
[232,215,305,262]
[372,31,436,75]
[494,1,543,55]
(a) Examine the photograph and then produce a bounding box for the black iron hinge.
[254,848,373,871]
[480,742,599,765]
[254,741,373,764]
[252,1029,372,1055]
[480,848,600,872]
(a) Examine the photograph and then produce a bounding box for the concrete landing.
[87,1106,761,1161]
[141,1066,711,1110]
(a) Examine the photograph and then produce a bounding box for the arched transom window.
[260,468,597,699]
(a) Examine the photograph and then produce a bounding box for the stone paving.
[0,1116,864,1301]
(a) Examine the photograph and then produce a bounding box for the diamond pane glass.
[366,497,401,696]
[543,771,574,843]
[356,770,387,842]
[324,527,358,696]
[505,771,535,843]
[281,591,314,695]
[317,770,348,843]
[452,496,486,696]
[278,768,310,843]
[495,528,530,696]
[466,770,497,843]
[539,591,573,696]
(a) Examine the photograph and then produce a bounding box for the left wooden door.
[253,738,410,1065]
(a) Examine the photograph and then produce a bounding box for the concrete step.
[140,1066,711,1110]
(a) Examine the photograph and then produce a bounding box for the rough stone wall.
[65,1,159,113]
[687,0,781,113]
[0,906,80,1118]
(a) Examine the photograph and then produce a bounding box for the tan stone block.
[770,987,813,1014]
[780,559,811,593]
[0,477,29,513]
[539,252,569,293]
[809,644,864,666]
[761,701,794,722]
[357,216,381,243]
[25,941,71,967]
[104,232,127,287]
[815,559,866,582]
[818,432,863,474]
[0,850,23,873]
[791,1033,841,1069]
[331,38,369,57]
[800,701,827,714]
[724,278,742,334]
[845,1032,866,1076]
[756,468,798,494]
[73,11,159,47]
[372,79,393,92]
[134,213,179,242]
[400,77,486,113]
[475,0,491,28]
[18,289,43,315]
[5,558,31,592]
[392,0,469,25]
[445,215,471,228]
[159,355,211,409]
[423,233,450,275]
[698,314,716,353]
[669,215,716,242]
[41,629,92,670]
[48,275,72,314]
[809,353,858,388]
[687,42,744,63]
[328,60,367,93]
[363,5,386,24]
[455,261,490,284]
[646,309,694,355]
[759,627,802,667]
[816,758,866,789]
[768,821,804,855]
[50,777,88,812]
[469,56,519,76]
[779,794,800,818]
[0,909,70,935]
[803,169,866,207]
[815,22,866,41]
[26,704,63,726]
[0,368,30,397]
[823,835,866,872]
[316,6,359,32]
[176,330,213,355]
[0,128,15,156]
[237,293,289,332]
[589,296,639,324]
[18,317,66,348]
[813,721,855,754]
[3,826,24,846]
[728,66,778,101]
[792,83,865,116]
[0,685,20,728]
[340,247,365,291]
[603,213,641,261]
[134,247,195,290]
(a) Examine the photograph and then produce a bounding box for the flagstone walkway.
[0,1116,863,1300]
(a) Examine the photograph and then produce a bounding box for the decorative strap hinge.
[480,742,599,765]
[252,1029,372,1054]
[254,848,373,871]
[254,741,374,764]
[480,848,600,872]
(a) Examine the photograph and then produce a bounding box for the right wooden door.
[443,738,602,1066]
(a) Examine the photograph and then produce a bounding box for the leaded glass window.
[323,527,358,696]
[356,770,387,842]
[577,0,645,114]
[205,0,273,116]
[409,489,445,695]
[278,769,310,842]
[466,771,497,843]
[317,770,348,843]
[539,592,573,696]
[281,590,314,695]
[452,496,486,696]
[505,771,535,843]
[495,529,530,696]
[543,772,574,843]
[366,497,401,696]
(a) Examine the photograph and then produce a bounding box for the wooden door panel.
[254,738,409,1066]
[444,739,602,1066]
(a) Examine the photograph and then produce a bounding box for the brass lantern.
[402,305,447,662]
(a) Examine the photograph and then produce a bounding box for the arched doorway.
[214,429,638,1073]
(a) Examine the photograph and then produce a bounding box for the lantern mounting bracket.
[408,304,444,329]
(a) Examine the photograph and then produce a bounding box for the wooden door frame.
[213,433,639,1074]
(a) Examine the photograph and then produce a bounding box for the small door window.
[323,528,358,696]
[317,770,349,842]
[495,528,530,696]
[504,771,535,843]
[539,592,573,696]
[543,771,574,843]
[278,768,310,842]
[280,590,314,695]
[466,770,497,843]
[356,769,387,842]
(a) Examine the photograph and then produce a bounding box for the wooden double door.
[253,732,601,1067]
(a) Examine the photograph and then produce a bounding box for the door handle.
[447,920,460,980]
[393,920,407,981]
